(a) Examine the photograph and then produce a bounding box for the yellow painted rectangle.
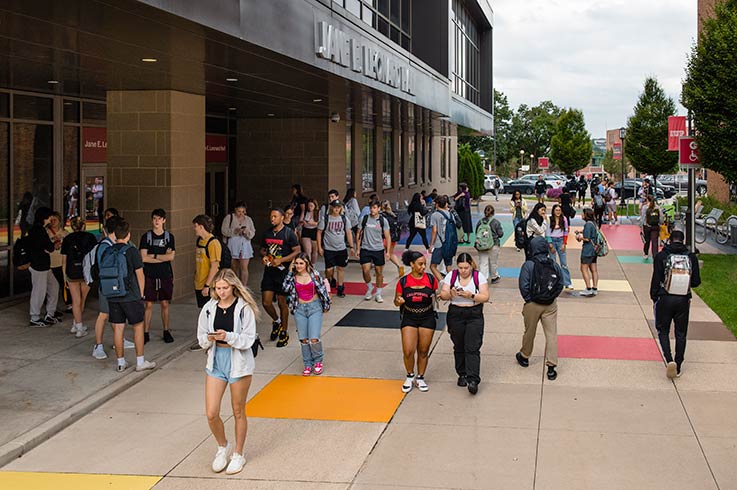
[0,471,160,490]
[246,375,405,423]
[570,279,633,292]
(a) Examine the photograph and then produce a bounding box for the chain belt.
[403,304,433,314]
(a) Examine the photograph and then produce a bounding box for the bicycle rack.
[715,215,737,245]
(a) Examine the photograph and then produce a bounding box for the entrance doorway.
[205,163,228,236]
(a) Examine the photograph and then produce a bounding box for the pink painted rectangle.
[599,225,646,252]
[558,335,662,361]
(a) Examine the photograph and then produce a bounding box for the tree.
[682,0,737,186]
[457,143,485,198]
[549,108,593,175]
[458,89,515,172]
[602,148,632,180]
[510,101,562,171]
[625,77,678,176]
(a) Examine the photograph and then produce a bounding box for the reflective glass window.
[82,102,106,124]
[14,95,53,121]
[63,100,80,123]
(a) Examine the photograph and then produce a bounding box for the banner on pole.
[668,116,687,151]
[678,137,702,169]
[613,142,622,161]
[537,157,549,169]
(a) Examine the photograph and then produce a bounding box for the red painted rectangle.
[206,134,227,162]
[668,116,687,151]
[599,224,647,251]
[538,157,549,169]
[82,127,107,163]
[330,282,387,296]
[558,335,662,361]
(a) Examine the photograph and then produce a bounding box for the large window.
[334,0,412,50]
[452,0,481,105]
[362,128,375,192]
[382,130,393,189]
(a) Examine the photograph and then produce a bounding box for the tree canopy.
[549,108,593,175]
[625,77,678,176]
[457,143,485,198]
[682,0,737,185]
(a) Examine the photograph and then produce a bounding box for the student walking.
[102,219,156,373]
[439,253,489,394]
[592,187,605,227]
[197,269,258,475]
[316,200,354,297]
[344,188,361,239]
[641,195,662,260]
[547,204,573,290]
[394,250,439,393]
[534,175,548,203]
[576,208,599,297]
[452,184,472,243]
[509,190,529,229]
[282,253,332,375]
[516,237,564,380]
[405,192,430,252]
[605,182,618,225]
[381,200,403,276]
[61,217,97,337]
[140,209,176,344]
[221,201,255,286]
[526,203,548,239]
[27,207,59,327]
[261,208,301,347]
[429,195,456,281]
[194,215,223,308]
[299,199,320,265]
[649,230,701,379]
[474,205,503,285]
[356,200,391,303]
[92,215,120,359]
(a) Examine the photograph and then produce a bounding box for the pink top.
[295,281,316,301]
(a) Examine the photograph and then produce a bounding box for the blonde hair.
[210,269,260,321]
[70,216,86,232]
[381,200,396,217]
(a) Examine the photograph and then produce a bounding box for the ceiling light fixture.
[226,77,238,82]
[228,107,237,111]
[312,98,323,102]
[267,113,275,117]
[141,58,158,63]
[47,80,59,84]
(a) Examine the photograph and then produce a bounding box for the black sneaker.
[547,366,558,381]
[29,318,50,328]
[270,320,281,341]
[491,277,501,284]
[53,311,64,320]
[329,278,337,289]
[337,285,345,298]
[44,314,59,325]
[144,332,150,344]
[467,380,478,395]
[163,330,174,343]
[276,328,289,348]
[516,352,529,367]
[457,376,467,387]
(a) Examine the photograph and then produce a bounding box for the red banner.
[668,116,687,151]
[613,142,622,161]
[537,157,549,169]
[81,127,107,163]
[206,134,227,162]
[678,137,701,168]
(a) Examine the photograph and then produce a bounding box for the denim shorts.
[431,247,453,266]
[206,345,243,384]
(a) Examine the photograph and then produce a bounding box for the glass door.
[205,163,228,237]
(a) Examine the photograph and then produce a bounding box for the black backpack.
[199,236,232,269]
[381,212,401,242]
[13,236,31,270]
[530,257,563,305]
[514,218,531,250]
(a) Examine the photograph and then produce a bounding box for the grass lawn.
[694,254,737,338]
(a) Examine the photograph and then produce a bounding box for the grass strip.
[694,254,737,338]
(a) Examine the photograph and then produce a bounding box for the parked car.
[518,173,565,189]
[657,174,707,195]
[613,181,665,200]
[629,178,676,198]
[504,179,537,195]
[484,174,503,193]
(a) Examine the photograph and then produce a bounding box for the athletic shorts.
[431,247,453,267]
[301,227,317,240]
[261,267,287,295]
[108,300,145,325]
[143,276,173,302]
[324,249,348,269]
[359,249,385,267]
[195,289,210,308]
[400,310,437,330]
[581,255,598,265]
[536,193,546,200]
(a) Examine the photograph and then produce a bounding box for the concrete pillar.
[106,90,205,299]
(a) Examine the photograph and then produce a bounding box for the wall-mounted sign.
[316,21,414,95]
[678,137,701,169]
[206,134,227,163]
[668,116,687,151]
[82,127,107,163]
[538,157,549,169]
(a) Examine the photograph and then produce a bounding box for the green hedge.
[678,195,737,222]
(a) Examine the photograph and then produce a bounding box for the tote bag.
[413,212,427,229]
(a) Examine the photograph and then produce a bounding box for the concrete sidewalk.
[1,220,736,489]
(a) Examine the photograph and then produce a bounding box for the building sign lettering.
[206,134,227,163]
[82,127,107,163]
[316,21,413,95]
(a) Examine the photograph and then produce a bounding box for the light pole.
[619,127,626,206]
[530,154,535,172]
[518,149,525,178]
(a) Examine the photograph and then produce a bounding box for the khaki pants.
[520,300,558,366]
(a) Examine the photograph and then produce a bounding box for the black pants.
[654,295,690,367]
[447,304,484,383]
[405,226,430,250]
[643,225,659,257]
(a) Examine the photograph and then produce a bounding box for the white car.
[519,174,565,189]
[484,175,502,193]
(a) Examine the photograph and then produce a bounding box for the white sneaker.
[375,293,384,303]
[591,289,598,296]
[211,442,231,473]
[116,361,130,373]
[75,326,89,338]
[70,323,79,334]
[225,453,246,475]
[579,289,594,297]
[666,361,677,379]
[643,254,649,260]
[135,360,156,372]
[415,376,429,392]
[401,374,414,393]
[364,285,374,301]
[92,344,108,360]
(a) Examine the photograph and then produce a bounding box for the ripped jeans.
[293,299,324,367]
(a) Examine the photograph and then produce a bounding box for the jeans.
[478,245,500,281]
[294,299,324,367]
[548,237,572,287]
[447,305,485,383]
[654,295,690,367]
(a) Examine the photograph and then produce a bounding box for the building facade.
[0,0,494,300]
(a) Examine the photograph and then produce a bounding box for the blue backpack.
[438,210,458,260]
[98,244,131,298]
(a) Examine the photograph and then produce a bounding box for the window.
[382,129,393,189]
[452,0,481,105]
[346,125,353,189]
[362,128,375,192]
[335,0,411,49]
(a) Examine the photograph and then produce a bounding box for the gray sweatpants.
[29,267,59,321]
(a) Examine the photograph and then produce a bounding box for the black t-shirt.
[61,231,98,279]
[106,243,144,303]
[535,180,548,194]
[139,230,176,279]
[262,225,300,270]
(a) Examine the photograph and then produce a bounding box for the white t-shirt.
[442,270,487,306]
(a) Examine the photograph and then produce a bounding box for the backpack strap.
[426,272,436,290]
[201,236,217,259]
[399,275,407,293]
[472,270,479,292]
[450,269,458,289]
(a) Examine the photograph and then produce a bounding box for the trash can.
[731,224,737,247]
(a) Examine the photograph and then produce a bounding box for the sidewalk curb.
[0,340,196,468]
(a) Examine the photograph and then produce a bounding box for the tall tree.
[625,77,678,176]
[549,108,593,175]
[458,89,515,171]
[682,0,737,185]
[457,143,485,198]
[511,101,562,171]
[602,148,631,180]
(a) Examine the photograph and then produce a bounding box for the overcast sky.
[492,0,697,138]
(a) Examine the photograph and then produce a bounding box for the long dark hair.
[410,192,422,207]
[549,204,568,231]
[529,203,546,226]
[511,190,522,201]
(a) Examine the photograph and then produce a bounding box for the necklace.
[218,299,235,314]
